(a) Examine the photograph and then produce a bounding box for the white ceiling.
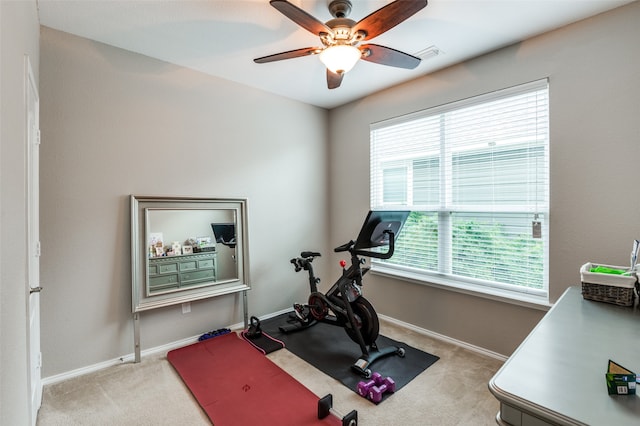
[37,0,634,109]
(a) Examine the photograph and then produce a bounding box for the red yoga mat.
[167,332,342,425]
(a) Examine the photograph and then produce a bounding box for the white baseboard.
[41,318,249,386]
[252,307,292,320]
[378,313,508,362]
[42,309,505,386]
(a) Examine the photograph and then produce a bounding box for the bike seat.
[301,251,321,258]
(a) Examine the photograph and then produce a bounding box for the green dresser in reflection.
[147,252,217,294]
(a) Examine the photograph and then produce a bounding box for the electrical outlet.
[182,302,191,314]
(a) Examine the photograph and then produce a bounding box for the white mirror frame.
[130,195,250,313]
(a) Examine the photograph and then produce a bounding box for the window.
[370,80,549,300]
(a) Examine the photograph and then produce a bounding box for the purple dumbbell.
[368,377,396,403]
[357,372,384,397]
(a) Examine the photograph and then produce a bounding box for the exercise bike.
[280,210,410,378]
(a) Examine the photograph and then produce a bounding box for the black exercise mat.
[261,312,439,403]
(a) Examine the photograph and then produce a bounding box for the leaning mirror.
[131,195,250,312]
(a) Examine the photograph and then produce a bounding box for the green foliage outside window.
[384,211,544,290]
[451,219,544,289]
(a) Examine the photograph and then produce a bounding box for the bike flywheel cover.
[308,292,329,320]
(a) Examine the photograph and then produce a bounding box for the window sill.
[370,265,552,312]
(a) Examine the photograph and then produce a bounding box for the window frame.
[369,79,550,306]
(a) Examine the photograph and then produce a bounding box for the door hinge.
[36,241,41,257]
[35,129,41,145]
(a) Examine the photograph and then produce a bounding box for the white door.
[26,56,42,426]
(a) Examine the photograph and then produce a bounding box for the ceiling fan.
[254,0,428,89]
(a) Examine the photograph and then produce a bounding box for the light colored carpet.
[37,319,503,425]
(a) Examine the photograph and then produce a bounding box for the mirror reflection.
[146,209,238,296]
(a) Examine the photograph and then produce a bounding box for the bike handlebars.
[334,241,354,253]
[354,230,396,260]
[293,229,397,273]
[333,230,397,259]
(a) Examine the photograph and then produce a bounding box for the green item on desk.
[590,266,627,275]
[606,359,636,395]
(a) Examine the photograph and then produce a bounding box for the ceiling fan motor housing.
[322,18,359,46]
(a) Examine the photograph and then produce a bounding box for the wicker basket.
[580,263,637,307]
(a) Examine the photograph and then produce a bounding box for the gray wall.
[35,0,640,382]
[327,2,640,356]
[39,27,329,377]
[0,1,40,424]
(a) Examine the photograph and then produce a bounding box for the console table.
[489,286,640,425]
[147,252,217,295]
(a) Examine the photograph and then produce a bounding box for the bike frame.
[293,233,395,356]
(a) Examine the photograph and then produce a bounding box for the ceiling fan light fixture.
[319,45,361,74]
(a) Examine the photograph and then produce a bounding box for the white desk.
[489,286,640,425]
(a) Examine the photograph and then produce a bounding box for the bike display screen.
[353,210,410,250]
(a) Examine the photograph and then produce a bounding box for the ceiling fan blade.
[360,44,421,69]
[270,0,332,36]
[327,69,344,89]
[352,0,428,41]
[254,47,320,63]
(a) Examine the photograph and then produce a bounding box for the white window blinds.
[370,80,549,296]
